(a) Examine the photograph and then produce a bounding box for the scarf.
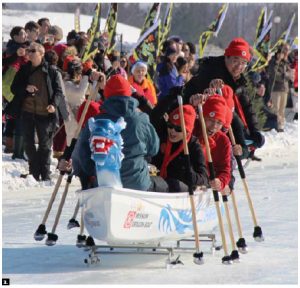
[160,133,191,179]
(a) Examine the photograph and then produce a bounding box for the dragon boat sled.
[78,186,222,246]
[77,186,224,266]
[74,117,225,266]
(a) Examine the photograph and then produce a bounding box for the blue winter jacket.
[156,62,184,101]
[72,96,160,191]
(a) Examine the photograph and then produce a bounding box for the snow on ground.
[2,9,140,45]
[2,120,298,285]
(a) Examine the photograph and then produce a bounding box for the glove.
[249,131,265,148]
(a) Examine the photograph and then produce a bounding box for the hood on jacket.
[102,95,139,118]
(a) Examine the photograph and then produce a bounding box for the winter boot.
[4,136,14,153]
[28,162,40,181]
[293,113,298,120]
[41,165,51,181]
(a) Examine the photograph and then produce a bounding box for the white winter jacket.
[63,75,90,145]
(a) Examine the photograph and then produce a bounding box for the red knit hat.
[63,55,75,72]
[203,95,227,124]
[169,105,196,133]
[224,37,251,62]
[82,59,93,74]
[222,84,235,112]
[104,74,132,98]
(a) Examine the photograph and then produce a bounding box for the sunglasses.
[167,122,182,133]
[27,49,37,54]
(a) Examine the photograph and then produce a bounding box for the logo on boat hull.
[159,202,219,234]
[123,211,137,228]
[123,210,152,229]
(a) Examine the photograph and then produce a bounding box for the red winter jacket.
[200,131,232,190]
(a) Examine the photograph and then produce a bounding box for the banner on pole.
[159,3,174,53]
[139,3,161,38]
[82,3,101,62]
[105,3,118,55]
[198,4,228,58]
[133,19,161,80]
[270,13,295,54]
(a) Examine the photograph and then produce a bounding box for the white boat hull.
[78,187,223,246]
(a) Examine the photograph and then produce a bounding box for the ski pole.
[76,208,87,247]
[33,173,64,241]
[222,194,240,261]
[46,172,73,246]
[67,199,80,229]
[53,123,65,138]
[46,81,103,245]
[228,127,264,241]
[78,207,96,248]
[214,88,240,260]
[226,127,248,252]
[230,188,248,253]
[34,141,78,241]
[242,157,252,170]
[178,95,204,265]
[33,80,102,241]
[79,208,85,236]
[197,103,232,264]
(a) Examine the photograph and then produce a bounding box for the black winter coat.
[6,59,68,123]
[183,56,259,134]
[151,136,209,190]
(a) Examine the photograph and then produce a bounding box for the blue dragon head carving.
[88,117,126,172]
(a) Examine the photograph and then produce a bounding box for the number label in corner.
[2,279,10,285]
